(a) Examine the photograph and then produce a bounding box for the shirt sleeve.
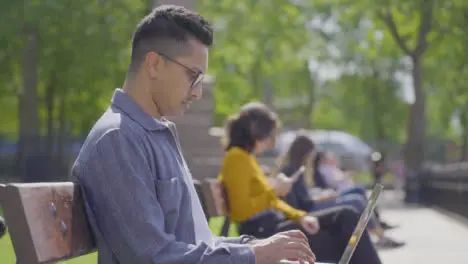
[73,130,255,264]
[271,199,307,221]
[215,235,255,245]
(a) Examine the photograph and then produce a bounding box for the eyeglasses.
[157,52,204,89]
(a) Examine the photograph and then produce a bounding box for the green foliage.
[198,0,322,121]
[1,0,468,161]
[0,0,146,136]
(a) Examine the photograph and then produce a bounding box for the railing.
[419,163,468,219]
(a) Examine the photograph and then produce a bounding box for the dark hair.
[287,133,315,168]
[314,151,328,168]
[129,5,213,73]
[223,102,280,153]
[313,151,328,188]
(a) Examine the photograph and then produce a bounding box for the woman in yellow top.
[218,102,382,264]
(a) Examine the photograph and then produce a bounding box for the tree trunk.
[45,72,57,159]
[263,80,274,109]
[148,0,157,13]
[368,71,386,142]
[55,93,67,181]
[18,24,40,182]
[378,2,433,172]
[404,55,426,171]
[302,61,315,129]
[302,90,315,129]
[460,107,468,161]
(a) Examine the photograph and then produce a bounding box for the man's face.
[146,38,208,117]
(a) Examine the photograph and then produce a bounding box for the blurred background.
[2,0,468,184]
[1,0,468,262]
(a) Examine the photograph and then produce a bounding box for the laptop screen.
[337,184,384,264]
[280,184,384,264]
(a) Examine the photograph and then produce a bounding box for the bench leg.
[219,216,231,237]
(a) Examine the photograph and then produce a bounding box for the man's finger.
[282,230,308,240]
[285,239,312,254]
[285,238,315,261]
[286,248,315,263]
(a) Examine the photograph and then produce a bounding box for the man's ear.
[145,52,164,79]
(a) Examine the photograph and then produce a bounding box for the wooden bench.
[193,179,210,222]
[201,179,232,237]
[0,182,95,263]
[0,180,235,263]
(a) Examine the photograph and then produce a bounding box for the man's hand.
[299,216,320,235]
[251,230,316,264]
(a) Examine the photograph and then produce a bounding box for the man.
[72,5,315,264]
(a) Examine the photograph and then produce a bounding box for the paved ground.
[377,191,468,264]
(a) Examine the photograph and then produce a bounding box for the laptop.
[280,183,384,264]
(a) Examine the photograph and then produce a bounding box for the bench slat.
[202,179,229,217]
[0,182,95,264]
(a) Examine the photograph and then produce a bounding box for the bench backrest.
[0,182,95,264]
[202,179,230,217]
[201,177,278,217]
[193,179,210,221]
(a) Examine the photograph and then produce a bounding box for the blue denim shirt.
[71,89,255,264]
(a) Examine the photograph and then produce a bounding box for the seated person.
[314,152,368,197]
[281,134,405,249]
[314,151,400,230]
[218,102,382,264]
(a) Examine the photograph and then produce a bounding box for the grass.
[0,213,234,264]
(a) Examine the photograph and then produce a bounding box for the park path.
[377,191,468,264]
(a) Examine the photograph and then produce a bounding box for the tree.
[0,0,146,181]
[197,0,322,123]
[426,5,468,161]
[321,0,463,170]
[375,1,448,170]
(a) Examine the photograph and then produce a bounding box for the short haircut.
[129,5,213,74]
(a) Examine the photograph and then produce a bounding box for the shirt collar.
[111,88,167,131]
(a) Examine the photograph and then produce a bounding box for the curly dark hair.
[223,102,280,153]
[129,5,214,73]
